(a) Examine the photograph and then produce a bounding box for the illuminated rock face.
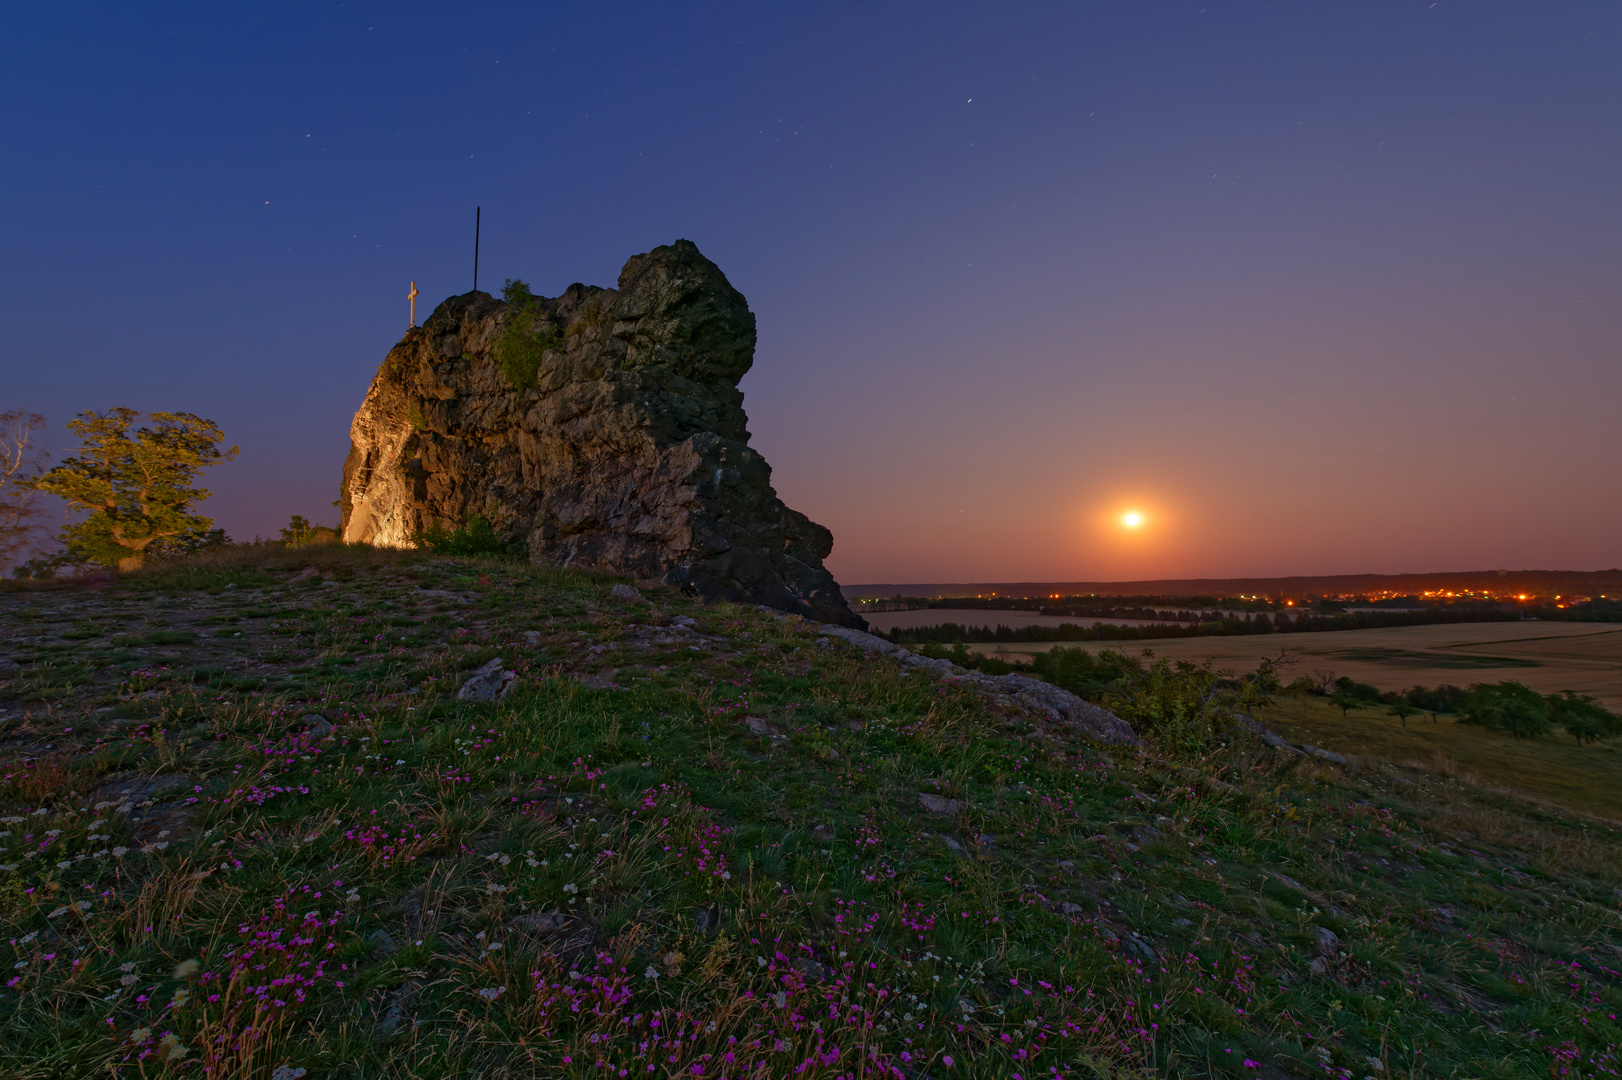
[341,239,863,627]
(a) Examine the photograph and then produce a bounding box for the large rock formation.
[341,240,863,627]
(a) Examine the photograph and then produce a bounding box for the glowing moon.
[1121,511,1143,528]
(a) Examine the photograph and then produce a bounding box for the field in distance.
[863,609,1179,632]
[966,620,1622,709]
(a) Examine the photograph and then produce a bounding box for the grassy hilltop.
[0,547,1618,1079]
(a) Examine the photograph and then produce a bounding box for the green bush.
[1030,646,1141,700]
[416,513,524,558]
[1032,647,1274,755]
[496,279,562,391]
[914,642,1019,676]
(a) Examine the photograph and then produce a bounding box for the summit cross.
[408,281,419,328]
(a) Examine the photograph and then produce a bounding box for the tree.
[1460,681,1549,739]
[1385,700,1420,727]
[0,410,51,572]
[1546,691,1622,746]
[30,408,238,572]
[1328,691,1367,717]
[279,514,338,547]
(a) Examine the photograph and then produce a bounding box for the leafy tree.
[1385,700,1420,727]
[279,514,338,547]
[1546,691,1622,746]
[1404,683,1470,719]
[1460,681,1550,739]
[1334,676,1383,703]
[1328,691,1368,717]
[1283,675,1319,696]
[0,409,50,572]
[29,408,238,572]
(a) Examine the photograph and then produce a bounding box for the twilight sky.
[3,2,1619,584]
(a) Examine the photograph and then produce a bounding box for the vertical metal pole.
[473,207,481,293]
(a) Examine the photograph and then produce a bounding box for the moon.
[1121,511,1143,528]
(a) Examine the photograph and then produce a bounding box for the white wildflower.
[773,991,789,1008]
[644,966,659,980]
[477,986,505,1001]
[562,882,578,894]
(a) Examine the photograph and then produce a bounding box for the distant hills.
[844,569,1622,599]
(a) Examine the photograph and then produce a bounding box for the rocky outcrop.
[814,625,1138,746]
[341,240,863,627]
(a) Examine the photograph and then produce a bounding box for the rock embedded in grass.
[456,657,516,701]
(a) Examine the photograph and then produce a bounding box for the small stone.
[743,716,777,738]
[522,630,543,645]
[1314,925,1341,956]
[918,793,962,815]
[1303,744,1348,765]
[1173,917,1194,928]
[1127,937,1159,962]
[610,584,643,602]
[368,929,397,955]
[934,834,966,854]
[672,615,699,630]
[1308,957,1328,976]
[1057,860,1077,874]
[301,714,333,737]
[791,957,828,981]
[458,658,517,702]
[509,912,562,933]
[1059,902,1085,915]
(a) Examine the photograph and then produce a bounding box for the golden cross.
[408,281,419,328]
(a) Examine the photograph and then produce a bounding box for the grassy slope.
[0,548,1617,1080]
[1256,695,1622,822]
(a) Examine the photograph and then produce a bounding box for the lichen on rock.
[341,239,864,627]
